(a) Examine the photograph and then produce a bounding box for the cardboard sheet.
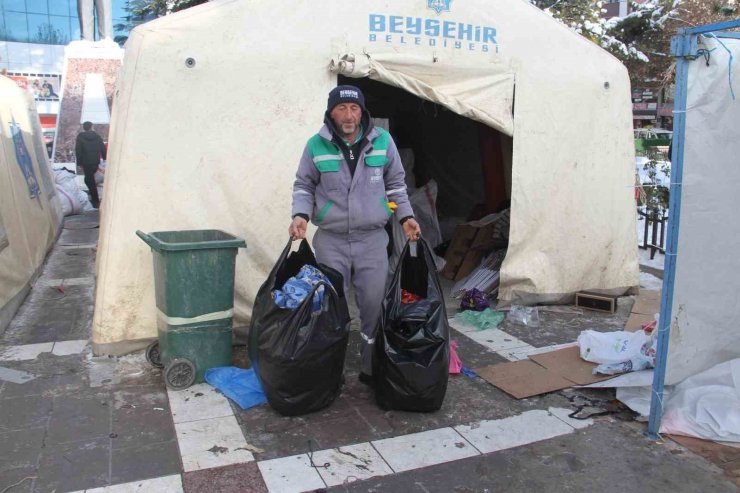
[528,346,613,386]
[631,290,661,315]
[474,360,573,399]
[624,289,661,332]
[476,345,615,398]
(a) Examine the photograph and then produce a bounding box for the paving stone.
[0,366,37,385]
[462,327,533,353]
[2,304,80,345]
[39,248,96,280]
[313,442,394,487]
[182,462,268,493]
[451,328,510,368]
[175,415,254,472]
[59,227,99,246]
[111,387,175,450]
[47,390,112,444]
[0,342,54,361]
[237,394,378,462]
[0,427,45,470]
[52,339,89,356]
[53,366,91,394]
[0,466,36,493]
[499,301,633,348]
[0,395,53,431]
[258,454,326,493]
[0,369,67,400]
[111,440,182,485]
[371,427,478,472]
[35,437,110,493]
[87,474,184,493]
[455,409,575,454]
[332,420,740,493]
[167,383,233,424]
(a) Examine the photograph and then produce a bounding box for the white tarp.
[93,0,638,352]
[0,75,63,331]
[665,35,740,385]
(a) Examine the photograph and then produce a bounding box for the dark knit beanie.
[327,85,366,112]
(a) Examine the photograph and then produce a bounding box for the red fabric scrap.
[401,289,423,304]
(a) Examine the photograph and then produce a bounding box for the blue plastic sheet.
[272,264,332,312]
[204,367,267,410]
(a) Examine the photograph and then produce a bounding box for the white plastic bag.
[577,329,653,365]
[54,169,93,216]
[593,337,657,375]
[507,305,540,327]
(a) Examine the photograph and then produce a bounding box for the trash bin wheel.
[145,341,163,368]
[164,358,196,390]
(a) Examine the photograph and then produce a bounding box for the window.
[25,0,48,14]
[3,11,29,42]
[2,0,27,13]
[48,15,72,44]
[49,0,71,16]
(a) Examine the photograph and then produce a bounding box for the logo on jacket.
[427,0,451,15]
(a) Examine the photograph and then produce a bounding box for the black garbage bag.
[374,238,450,412]
[248,239,350,416]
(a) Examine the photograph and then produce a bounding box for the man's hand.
[402,218,421,241]
[289,216,308,240]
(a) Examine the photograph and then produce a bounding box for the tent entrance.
[339,75,513,299]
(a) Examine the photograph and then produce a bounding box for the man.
[75,121,106,208]
[290,85,421,383]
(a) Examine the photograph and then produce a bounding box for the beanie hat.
[327,85,366,112]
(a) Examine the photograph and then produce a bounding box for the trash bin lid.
[136,229,247,251]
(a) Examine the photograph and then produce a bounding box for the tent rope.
[705,33,736,101]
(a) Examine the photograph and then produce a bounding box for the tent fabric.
[0,75,63,332]
[330,51,515,136]
[665,36,740,385]
[92,0,638,351]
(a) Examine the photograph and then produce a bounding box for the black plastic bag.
[248,239,350,416]
[374,238,450,412]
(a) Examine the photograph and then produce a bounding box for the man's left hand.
[403,218,422,241]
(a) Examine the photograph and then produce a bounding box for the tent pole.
[645,30,693,440]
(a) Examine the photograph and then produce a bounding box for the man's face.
[330,103,362,137]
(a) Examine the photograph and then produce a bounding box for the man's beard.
[340,122,356,135]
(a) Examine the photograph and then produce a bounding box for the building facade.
[1,0,132,149]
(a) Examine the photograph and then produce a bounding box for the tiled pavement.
[1,212,737,492]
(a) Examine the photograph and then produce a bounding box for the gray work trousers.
[78,0,112,40]
[313,228,389,376]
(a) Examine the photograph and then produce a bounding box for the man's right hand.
[289,216,308,240]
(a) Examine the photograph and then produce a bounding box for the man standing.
[290,85,421,383]
[75,121,106,209]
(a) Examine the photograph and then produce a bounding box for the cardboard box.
[441,224,478,280]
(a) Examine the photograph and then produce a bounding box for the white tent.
[660,30,740,386]
[93,0,638,353]
[0,75,63,332]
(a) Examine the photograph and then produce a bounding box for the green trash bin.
[136,229,247,390]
